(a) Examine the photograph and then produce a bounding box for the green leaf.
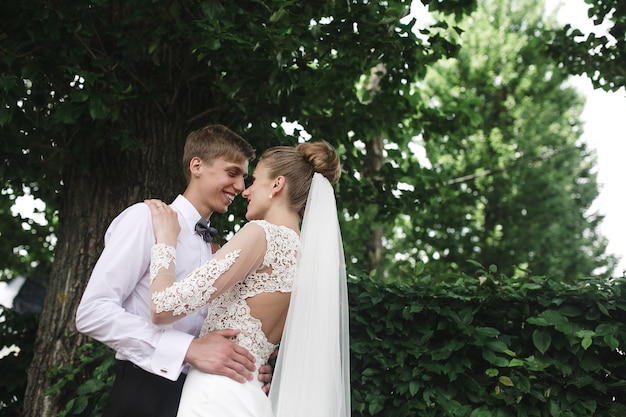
[559,304,583,317]
[603,335,619,350]
[537,310,568,326]
[596,302,609,316]
[527,317,549,326]
[270,8,288,23]
[470,407,493,417]
[72,395,88,413]
[367,395,384,414]
[498,376,514,387]
[485,340,508,353]
[88,97,110,120]
[76,378,104,395]
[575,330,595,339]
[475,326,500,337]
[594,323,616,336]
[532,329,552,354]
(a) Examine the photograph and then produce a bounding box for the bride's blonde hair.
[260,140,341,216]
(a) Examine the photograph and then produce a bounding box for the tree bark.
[23,113,185,417]
[364,134,385,273]
[363,63,387,273]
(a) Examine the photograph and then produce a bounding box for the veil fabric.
[265,173,350,417]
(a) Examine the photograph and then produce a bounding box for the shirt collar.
[171,195,207,234]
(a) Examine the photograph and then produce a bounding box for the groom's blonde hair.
[182,124,255,184]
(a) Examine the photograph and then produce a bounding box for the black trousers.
[103,360,186,417]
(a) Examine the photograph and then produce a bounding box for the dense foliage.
[378,0,617,282]
[350,268,626,416]
[545,0,626,91]
[24,267,626,417]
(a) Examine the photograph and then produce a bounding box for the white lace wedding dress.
[150,220,299,417]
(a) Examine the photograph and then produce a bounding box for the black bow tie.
[195,218,218,243]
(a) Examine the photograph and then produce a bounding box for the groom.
[76,125,271,417]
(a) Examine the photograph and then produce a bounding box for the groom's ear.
[189,157,204,178]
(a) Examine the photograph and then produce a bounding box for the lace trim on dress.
[150,244,176,283]
[201,292,278,363]
[199,220,299,362]
[151,249,241,316]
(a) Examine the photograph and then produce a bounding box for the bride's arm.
[145,200,266,325]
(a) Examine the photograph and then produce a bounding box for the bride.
[146,141,350,417]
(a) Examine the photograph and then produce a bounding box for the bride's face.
[242,162,275,220]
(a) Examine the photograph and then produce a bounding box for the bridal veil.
[265,172,350,417]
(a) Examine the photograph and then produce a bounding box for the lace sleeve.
[151,249,241,316]
[150,244,176,283]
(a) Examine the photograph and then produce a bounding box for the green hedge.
[7,267,626,416]
[349,267,626,416]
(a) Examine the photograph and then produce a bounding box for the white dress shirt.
[76,195,212,381]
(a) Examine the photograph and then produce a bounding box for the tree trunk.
[364,135,385,273]
[23,112,185,417]
[362,64,387,274]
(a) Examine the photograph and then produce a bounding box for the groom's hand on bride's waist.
[185,329,256,383]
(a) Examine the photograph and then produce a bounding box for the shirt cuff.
[151,329,195,381]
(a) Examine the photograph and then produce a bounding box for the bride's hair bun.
[297,140,341,185]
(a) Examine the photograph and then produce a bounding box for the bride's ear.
[272,176,286,194]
